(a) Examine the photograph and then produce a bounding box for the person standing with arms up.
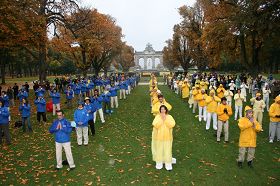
[234,88,244,120]
[216,97,233,143]
[152,105,176,171]
[237,106,261,168]
[49,110,75,171]
[268,96,280,143]
[19,98,32,132]
[0,101,11,145]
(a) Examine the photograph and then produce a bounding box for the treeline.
[163,0,280,74]
[0,0,134,84]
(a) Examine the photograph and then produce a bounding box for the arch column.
[144,56,147,70]
[152,56,155,69]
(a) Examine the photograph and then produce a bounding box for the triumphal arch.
[134,43,163,70]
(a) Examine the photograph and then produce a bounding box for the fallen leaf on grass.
[118,169,124,173]
[268,176,277,180]
[85,181,93,185]
[19,178,29,185]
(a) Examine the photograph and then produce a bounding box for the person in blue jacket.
[109,83,119,109]
[88,80,95,97]
[49,110,75,170]
[80,81,87,98]
[119,78,127,100]
[34,94,47,124]
[84,97,96,136]
[91,89,105,123]
[102,86,112,114]
[17,87,28,102]
[65,86,74,109]
[1,91,10,121]
[19,98,32,132]
[74,102,89,145]
[35,85,46,97]
[0,100,11,145]
[73,83,81,102]
[50,89,61,116]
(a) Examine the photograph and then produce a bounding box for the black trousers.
[37,112,47,122]
[0,124,11,145]
[88,119,95,136]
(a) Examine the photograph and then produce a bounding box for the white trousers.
[55,142,75,168]
[263,96,269,111]
[235,105,243,120]
[53,103,61,116]
[120,89,126,99]
[94,109,105,123]
[227,100,232,107]
[110,96,118,108]
[198,106,207,122]
[206,112,217,130]
[76,127,88,145]
[127,85,131,94]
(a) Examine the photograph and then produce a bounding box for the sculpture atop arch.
[134,43,163,70]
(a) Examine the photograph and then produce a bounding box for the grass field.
[0,79,279,185]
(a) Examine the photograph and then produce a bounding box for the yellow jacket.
[216,104,233,121]
[193,89,200,101]
[149,79,157,91]
[269,102,280,122]
[250,98,265,111]
[152,100,172,116]
[181,82,190,98]
[152,114,175,141]
[196,93,207,107]
[234,93,244,106]
[206,96,221,113]
[200,81,209,90]
[238,117,262,147]
[216,87,226,98]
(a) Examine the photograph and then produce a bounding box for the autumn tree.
[162,39,179,71]
[115,43,135,72]
[200,0,280,74]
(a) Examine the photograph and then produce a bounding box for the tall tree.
[116,43,135,72]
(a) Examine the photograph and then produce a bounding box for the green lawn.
[0,83,279,185]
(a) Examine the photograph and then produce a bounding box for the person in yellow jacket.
[237,106,262,168]
[152,95,172,116]
[224,87,233,107]
[181,80,190,100]
[200,79,209,93]
[149,75,158,91]
[216,97,233,142]
[205,90,221,130]
[152,105,176,171]
[197,89,207,122]
[178,79,183,96]
[216,84,226,99]
[192,85,200,114]
[149,86,158,107]
[268,96,280,143]
[250,93,266,129]
[234,88,245,120]
[188,87,195,109]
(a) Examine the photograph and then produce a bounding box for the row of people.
[165,74,280,168]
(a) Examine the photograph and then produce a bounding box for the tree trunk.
[0,60,6,85]
[82,49,87,77]
[239,33,248,66]
[251,31,260,73]
[38,0,48,83]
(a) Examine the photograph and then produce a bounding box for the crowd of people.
[0,73,140,170]
[150,73,280,170]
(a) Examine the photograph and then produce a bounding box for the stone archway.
[134,43,163,70]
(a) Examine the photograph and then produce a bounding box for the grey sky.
[82,0,196,52]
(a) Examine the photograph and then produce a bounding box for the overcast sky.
[82,0,196,52]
